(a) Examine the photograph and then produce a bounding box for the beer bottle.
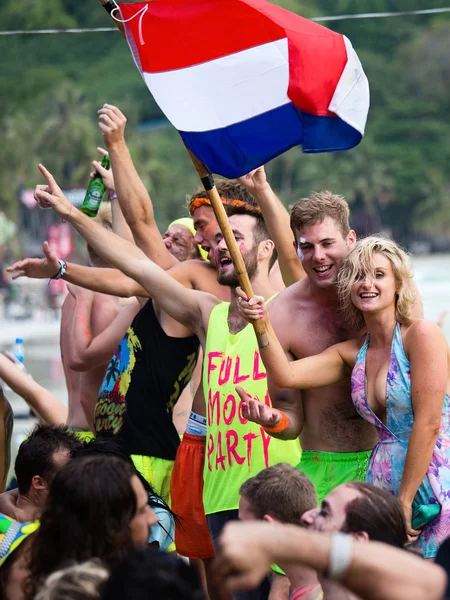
[80,153,110,217]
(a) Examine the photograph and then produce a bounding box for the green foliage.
[0,0,448,245]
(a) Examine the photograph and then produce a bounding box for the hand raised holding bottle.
[90,147,115,197]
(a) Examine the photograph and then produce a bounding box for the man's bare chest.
[285,311,349,359]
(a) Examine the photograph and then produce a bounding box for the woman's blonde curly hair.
[338,236,416,331]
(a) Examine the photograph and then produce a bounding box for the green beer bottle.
[80,153,111,217]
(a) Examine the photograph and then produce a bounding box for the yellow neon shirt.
[203,301,301,515]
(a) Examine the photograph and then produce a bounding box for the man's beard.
[217,248,258,288]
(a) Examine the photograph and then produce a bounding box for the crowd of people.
[0,103,449,599]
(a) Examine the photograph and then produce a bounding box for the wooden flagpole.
[98,0,268,347]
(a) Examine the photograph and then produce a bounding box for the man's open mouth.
[313,265,333,274]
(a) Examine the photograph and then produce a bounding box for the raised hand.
[236,286,267,322]
[235,386,282,428]
[237,166,268,193]
[97,104,127,149]
[90,147,115,196]
[217,521,276,593]
[7,241,60,280]
[34,165,72,220]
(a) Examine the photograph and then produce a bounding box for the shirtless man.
[0,424,80,523]
[236,172,423,503]
[59,203,138,437]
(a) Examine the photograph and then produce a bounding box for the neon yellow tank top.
[203,301,301,515]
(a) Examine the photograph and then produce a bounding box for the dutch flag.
[119,0,370,179]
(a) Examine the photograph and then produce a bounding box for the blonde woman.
[236,236,450,558]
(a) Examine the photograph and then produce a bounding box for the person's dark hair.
[342,482,407,548]
[15,424,81,495]
[100,548,204,600]
[239,464,317,526]
[25,456,138,600]
[74,437,175,520]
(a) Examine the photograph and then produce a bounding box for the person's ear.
[350,530,369,543]
[258,239,275,262]
[347,230,357,248]
[263,514,278,524]
[31,475,47,492]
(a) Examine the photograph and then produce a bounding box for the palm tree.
[36,82,98,188]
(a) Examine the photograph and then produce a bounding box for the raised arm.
[236,288,349,390]
[90,146,135,244]
[7,242,150,299]
[398,320,448,540]
[64,284,137,372]
[34,165,216,334]
[239,167,305,286]
[97,104,179,269]
[0,354,67,425]
[217,521,447,600]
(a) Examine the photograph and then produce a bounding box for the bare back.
[269,278,377,453]
[60,294,84,428]
[61,293,121,429]
[77,292,123,429]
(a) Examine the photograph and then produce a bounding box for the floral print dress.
[352,322,450,558]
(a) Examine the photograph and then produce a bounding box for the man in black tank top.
[95,299,199,461]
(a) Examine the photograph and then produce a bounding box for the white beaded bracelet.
[327,532,354,581]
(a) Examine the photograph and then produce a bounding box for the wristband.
[327,533,353,581]
[108,192,117,201]
[263,411,290,434]
[51,259,67,280]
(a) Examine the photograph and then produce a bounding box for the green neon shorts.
[298,449,372,504]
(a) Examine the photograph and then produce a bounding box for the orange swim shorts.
[170,433,215,559]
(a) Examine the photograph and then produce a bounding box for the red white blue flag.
[118,0,370,178]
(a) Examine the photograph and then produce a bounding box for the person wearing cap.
[163,217,208,262]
